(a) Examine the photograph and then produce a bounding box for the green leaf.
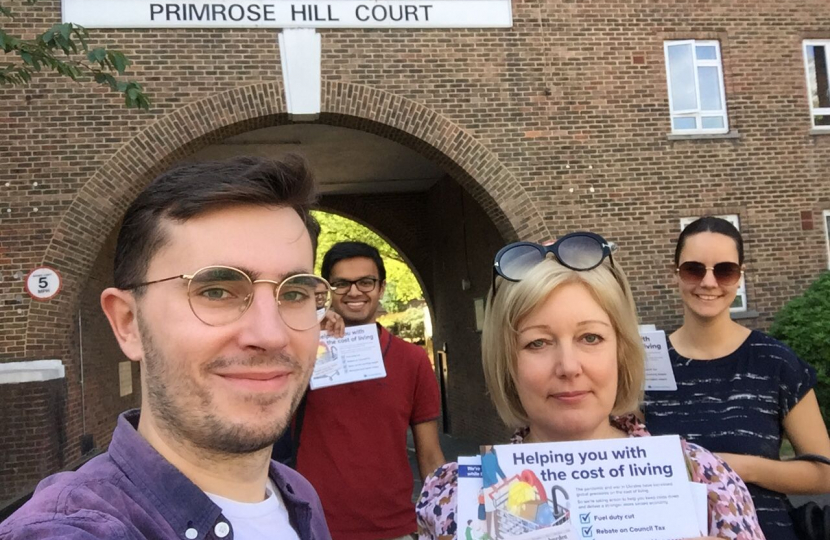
[0,4,13,17]
[55,35,71,54]
[108,51,129,74]
[87,47,107,63]
[71,26,88,50]
[0,30,20,52]
[58,23,71,40]
[40,29,54,45]
[93,71,117,89]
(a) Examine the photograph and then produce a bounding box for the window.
[679,214,747,312]
[804,40,830,130]
[664,40,729,134]
[824,210,830,268]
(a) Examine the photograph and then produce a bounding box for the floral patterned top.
[416,415,766,540]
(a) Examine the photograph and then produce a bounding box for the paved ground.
[407,429,480,502]
[407,430,830,507]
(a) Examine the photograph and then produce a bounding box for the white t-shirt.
[205,480,300,540]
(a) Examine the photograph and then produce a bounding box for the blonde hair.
[482,258,645,430]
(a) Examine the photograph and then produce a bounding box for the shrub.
[769,271,830,423]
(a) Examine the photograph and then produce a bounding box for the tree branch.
[0,14,150,109]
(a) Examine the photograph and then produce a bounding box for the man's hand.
[321,310,346,338]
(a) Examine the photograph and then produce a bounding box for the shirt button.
[185,528,198,539]
[214,522,231,538]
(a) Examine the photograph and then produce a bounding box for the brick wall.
[73,228,141,450]
[2,0,829,490]
[0,379,66,503]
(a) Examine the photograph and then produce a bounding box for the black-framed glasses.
[330,277,380,295]
[492,232,618,292]
[677,261,743,286]
[123,265,334,330]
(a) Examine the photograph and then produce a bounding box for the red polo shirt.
[296,324,441,540]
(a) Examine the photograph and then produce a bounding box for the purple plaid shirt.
[0,410,331,540]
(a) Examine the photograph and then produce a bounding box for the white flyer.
[640,330,677,391]
[690,481,709,536]
[457,456,488,540]
[457,435,700,540]
[458,453,711,539]
[310,324,386,390]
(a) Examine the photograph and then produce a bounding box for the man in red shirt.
[296,241,445,540]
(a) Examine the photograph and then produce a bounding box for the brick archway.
[24,80,548,354]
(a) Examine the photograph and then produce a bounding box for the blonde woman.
[416,233,765,540]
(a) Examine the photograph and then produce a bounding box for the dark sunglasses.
[676,261,743,286]
[492,232,617,292]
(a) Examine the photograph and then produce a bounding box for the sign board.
[24,266,62,301]
[62,0,513,29]
[119,362,134,397]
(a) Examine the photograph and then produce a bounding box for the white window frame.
[664,40,730,135]
[803,40,830,131]
[680,214,747,313]
[824,210,830,269]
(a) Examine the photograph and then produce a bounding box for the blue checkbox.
[581,525,593,537]
[580,512,592,524]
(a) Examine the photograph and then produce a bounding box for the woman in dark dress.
[643,216,830,540]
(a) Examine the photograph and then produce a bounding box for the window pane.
[807,45,830,109]
[673,117,697,130]
[816,114,830,127]
[668,44,697,111]
[695,45,717,60]
[701,116,724,129]
[698,66,723,110]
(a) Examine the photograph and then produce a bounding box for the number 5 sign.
[25,266,63,301]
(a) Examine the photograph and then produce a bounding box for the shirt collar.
[110,409,311,539]
[268,461,312,534]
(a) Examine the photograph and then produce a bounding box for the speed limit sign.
[25,266,62,301]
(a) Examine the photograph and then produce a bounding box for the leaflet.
[310,324,386,390]
[640,330,677,391]
[458,435,701,540]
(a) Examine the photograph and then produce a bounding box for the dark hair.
[674,216,744,266]
[321,241,386,282]
[114,155,319,289]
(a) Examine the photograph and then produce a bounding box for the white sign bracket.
[279,28,321,120]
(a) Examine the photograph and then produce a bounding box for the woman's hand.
[321,310,346,338]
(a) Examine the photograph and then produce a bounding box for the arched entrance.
[23,80,549,463]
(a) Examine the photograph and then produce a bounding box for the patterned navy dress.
[643,330,817,540]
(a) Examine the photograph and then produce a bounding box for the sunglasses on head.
[492,232,617,292]
[676,261,743,286]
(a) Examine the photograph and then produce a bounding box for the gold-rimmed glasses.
[123,265,333,330]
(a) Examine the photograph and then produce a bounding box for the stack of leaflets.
[457,436,707,540]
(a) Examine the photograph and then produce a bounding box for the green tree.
[312,211,423,312]
[769,271,830,423]
[377,306,426,343]
[1,0,149,108]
